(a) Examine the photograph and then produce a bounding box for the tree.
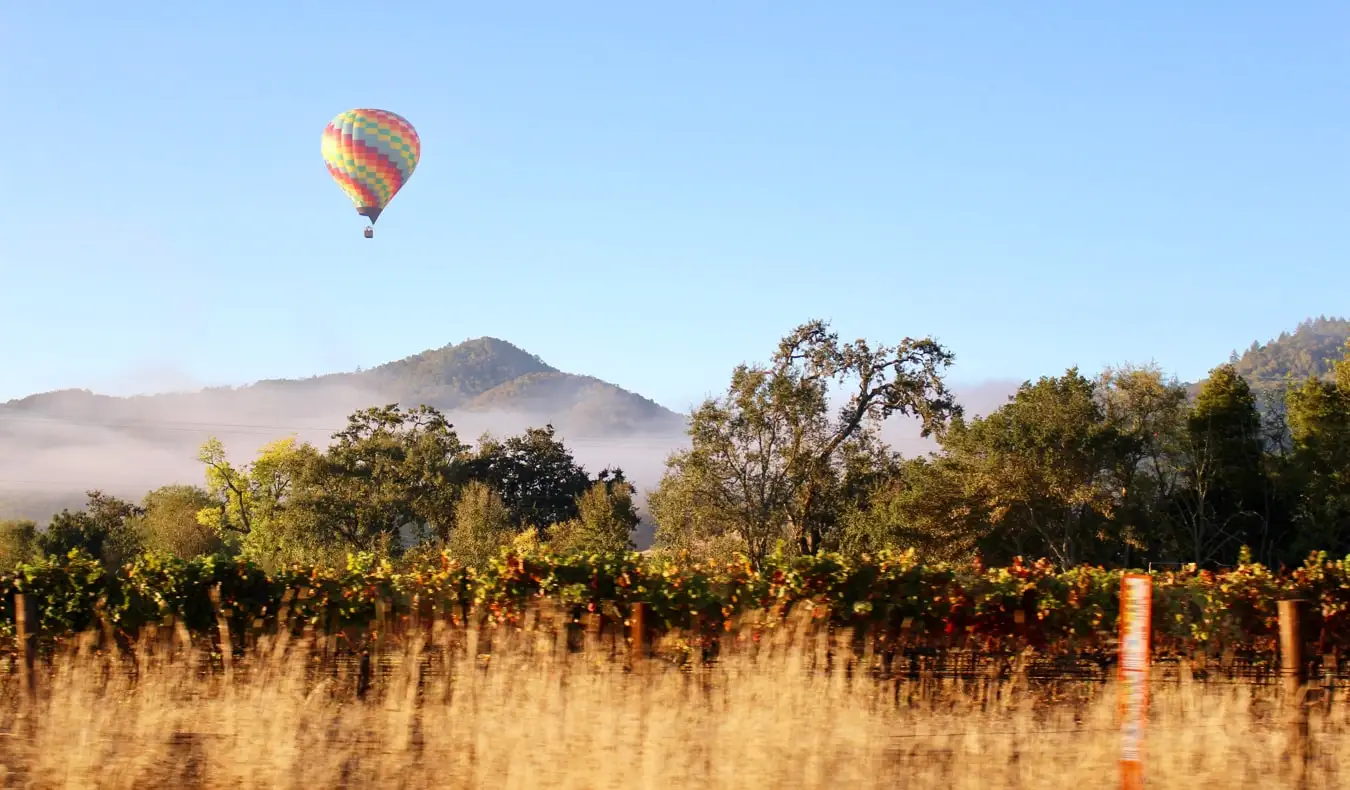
[290,404,468,554]
[196,435,328,565]
[137,484,229,559]
[0,519,39,570]
[1171,364,1270,565]
[1096,363,1189,563]
[465,425,596,530]
[197,436,310,537]
[837,455,983,562]
[39,490,145,569]
[1283,341,1350,557]
[549,479,640,555]
[446,480,513,568]
[652,319,959,566]
[941,369,1120,567]
[648,456,748,563]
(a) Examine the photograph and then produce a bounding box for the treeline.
[649,320,1350,569]
[3,318,1350,573]
[0,416,639,573]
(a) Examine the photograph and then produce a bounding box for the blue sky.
[2,1,1347,413]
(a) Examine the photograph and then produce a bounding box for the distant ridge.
[0,336,688,437]
[1185,316,1350,398]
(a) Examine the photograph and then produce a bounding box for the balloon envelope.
[321,109,421,224]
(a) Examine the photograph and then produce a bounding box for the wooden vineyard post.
[584,612,603,658]
[358,599,388,699]
[208,584,234,680]
[630,602,648,671]
[373,598,388,654]
[690,610,706,667]
[325,605,341,660]
[1324,651,1339,714]
[1118,573,1152,790]
[1278,599,1308,785]
[15,593,38,702]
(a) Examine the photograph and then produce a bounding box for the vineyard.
[2,549,1349,787]
[3,547,1349,673]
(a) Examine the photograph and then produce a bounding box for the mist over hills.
[3,319,1348,524]
[4,337,686,436]
[0,337,690,522]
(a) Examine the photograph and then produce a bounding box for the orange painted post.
[1118,574,1152,790]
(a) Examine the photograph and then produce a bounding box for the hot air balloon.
[321,109,421,238]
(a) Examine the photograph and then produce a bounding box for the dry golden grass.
[0,622,1345,789]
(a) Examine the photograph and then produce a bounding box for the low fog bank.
[0,376,695,526]
[0,379,1021,531]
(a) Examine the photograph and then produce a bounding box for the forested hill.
[1186,316,1350,397]
[0,337,687,438]
[1231,317,1350,385]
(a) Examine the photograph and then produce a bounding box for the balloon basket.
[363,227,374,239]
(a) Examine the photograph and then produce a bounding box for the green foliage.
[1171,364,1271,565]
[37,491,145,570]
[1228,316,1350,389]
[2,548,1348,662]
[446,480,514,568]
[941,368,1120,567]
[195,435,332,568]
[648,319,1350,571]
[652,319,959,565]
[4,549,109,634]
[136,484,230,560]
[548,478,640,555]
[836,456,977,562]
[305,404,467,551]
[464,424,595,529]
[366,336,557,405]
[1282,341,1350,555]
[818,354,1350,570]
[1095,363,1190,562]
[187,408,646,572]
[10,316,1350,611]
[0,519,40,571]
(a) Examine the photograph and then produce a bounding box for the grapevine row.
[2,548,1348,658]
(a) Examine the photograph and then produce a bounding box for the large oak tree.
[652,319,959,565]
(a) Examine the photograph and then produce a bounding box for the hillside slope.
[0,337,687,438]
[1230,316,1350,387]
[0,337,690,521]
[1186,316,1350,398]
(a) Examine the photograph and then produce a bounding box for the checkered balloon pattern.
[321,109,421,222]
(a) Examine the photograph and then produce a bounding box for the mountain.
[0,338,689,521]
[1186,316,1350,398]
[0,337,686,438]
[8,320,1345,523]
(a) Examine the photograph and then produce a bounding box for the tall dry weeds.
[0,621,1344,789]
